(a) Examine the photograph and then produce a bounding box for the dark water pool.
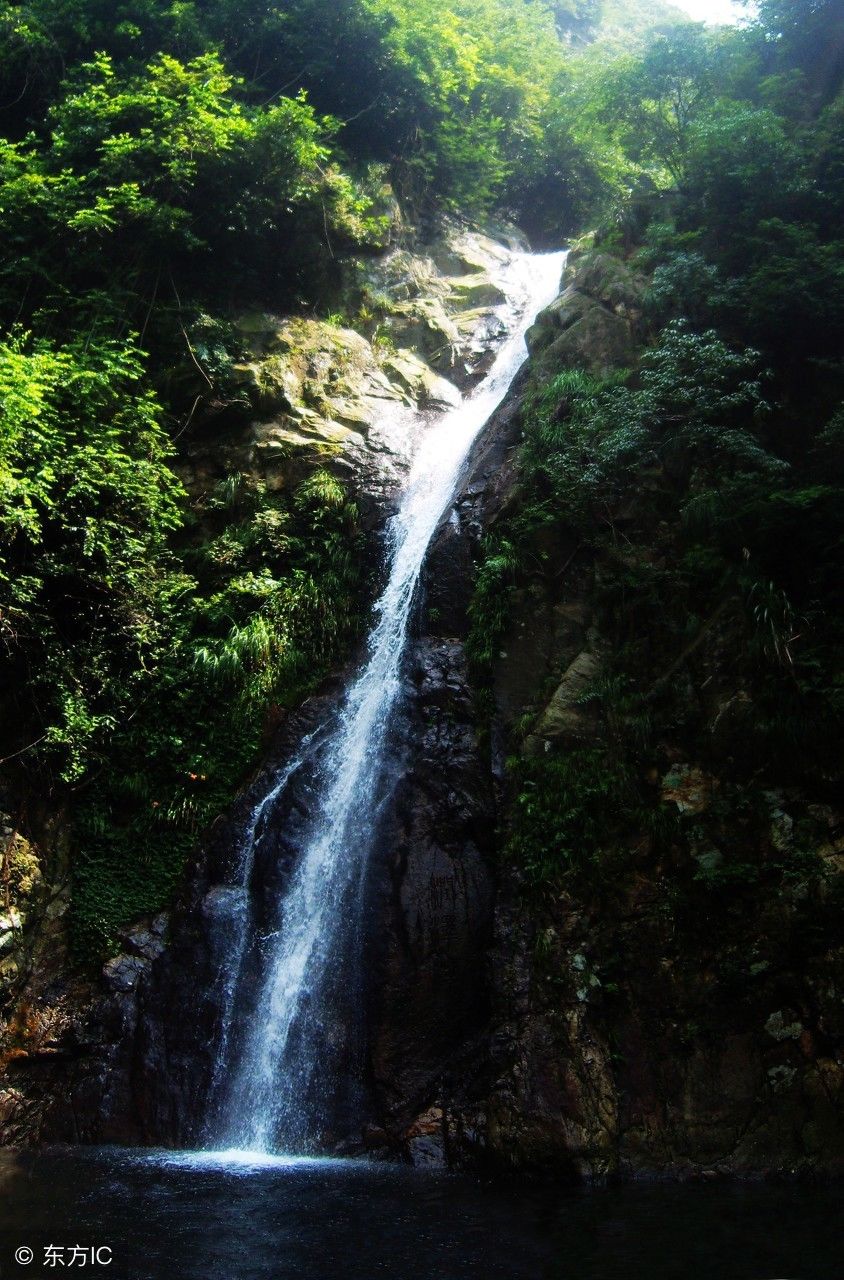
[0,1147,840,1280]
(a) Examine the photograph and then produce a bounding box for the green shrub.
[507,748,632,886]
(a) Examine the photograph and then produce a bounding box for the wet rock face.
[25,635,499,1153]
[404,249,844,1180]
[8,688,346,1148]
[352,223,516,385]
[367,637,496,1137]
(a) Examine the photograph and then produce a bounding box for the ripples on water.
[0,1148,841,1280]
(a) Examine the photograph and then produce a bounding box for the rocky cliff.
[0,220,521,1146]
[394,248,844,1178]
[2,244,842,1181]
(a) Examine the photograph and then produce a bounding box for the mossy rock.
[526,648,604,753]
[446,273,507,310]
[384,297,461,367]
[566,250,647,318]
[186,225,523,498]
[526,289,596,355]
[533,301,637,379]
[382,351,461,407]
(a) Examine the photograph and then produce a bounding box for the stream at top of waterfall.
[0,1147,840,1280]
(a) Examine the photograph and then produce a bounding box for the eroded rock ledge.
[179,222,521,509]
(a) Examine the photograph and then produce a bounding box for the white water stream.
[211,247,566,1153]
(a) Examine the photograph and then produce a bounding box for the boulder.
[526,647,603,753]
[533,298,637,378]
[566,250,648,319]
[526,248,645,380]
[447,273,507,310]
[382,350,461,408]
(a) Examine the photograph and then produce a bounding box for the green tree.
[0,333,183,781]
[750,0,844,103]
[1,50,383,333]
[597,23,719,182]
[682,101,809,245]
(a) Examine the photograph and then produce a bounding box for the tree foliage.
[465,0,844,893]
[3,0,844,953]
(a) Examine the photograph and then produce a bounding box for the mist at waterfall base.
[202,246,566,1157]
[1,1148,841,1280]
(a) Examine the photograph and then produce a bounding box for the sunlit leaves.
[0,48,384,329]
[518,323,776,543]
[0,332,183,779]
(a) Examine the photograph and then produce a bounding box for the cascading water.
[208,247,566,1154]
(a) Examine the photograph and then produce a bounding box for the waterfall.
[208,247,567,1154]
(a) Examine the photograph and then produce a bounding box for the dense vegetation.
[466,1,844,1011]
[2,0,843,957]
[0,0,610,953]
